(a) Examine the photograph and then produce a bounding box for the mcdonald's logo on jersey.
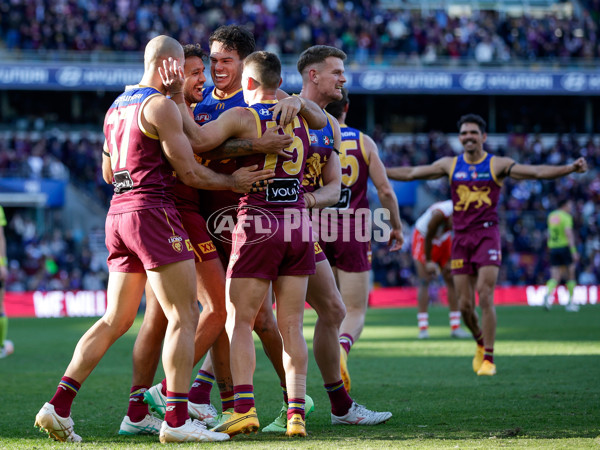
[215,102,225,110]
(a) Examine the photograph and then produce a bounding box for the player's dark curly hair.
[457,114,487,133]
[209,25,256,60]
[325,87,349,120]
[183,43,207,61]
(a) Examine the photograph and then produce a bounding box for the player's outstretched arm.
[495,156,588,181]
[272,91,327,129]
[386,157,453,181]
[366,134,403,251]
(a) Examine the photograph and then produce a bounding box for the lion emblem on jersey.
[454,185,492,211]
[302,153,326,187]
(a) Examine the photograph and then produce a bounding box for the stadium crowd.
[4,215,107,292]
[2,129,599,292]
[0,132,112,205]
[1,0,599,63]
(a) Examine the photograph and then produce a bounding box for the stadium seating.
[0,0,597,64]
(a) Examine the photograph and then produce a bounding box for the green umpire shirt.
[547,209,572,249]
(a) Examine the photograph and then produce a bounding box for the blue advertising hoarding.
[1,62,599,95]
[0,178,66,207]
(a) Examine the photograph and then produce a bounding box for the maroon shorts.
[315,240,327,263]
[323,237,372,272]
[450,226,501,275]
[204,208,236,268]
[227,214,315,280]
[106,207,194,272]
[179,209,219,263]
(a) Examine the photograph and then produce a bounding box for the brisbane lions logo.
[454,185,492,211]
[168,235,184,253]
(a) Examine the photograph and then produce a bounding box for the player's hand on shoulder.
[231,164,275,193]
[158,57,185,97]
[572,157,588,173]
[270,96,301,127]
[256,126,293,159]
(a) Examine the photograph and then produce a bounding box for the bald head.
[144,35,184,71]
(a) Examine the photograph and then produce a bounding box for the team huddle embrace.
[33,25,588,445]
[34,27,404,444]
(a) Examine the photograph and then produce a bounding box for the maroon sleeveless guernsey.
[334,124,370,211]
[237,101,311,215]
[450,152,501,232]
[103,86,176,213]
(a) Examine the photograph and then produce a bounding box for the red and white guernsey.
[103,86,176,213]
[414,200,453,242]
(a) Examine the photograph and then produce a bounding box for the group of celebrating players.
[33,24,588,444]
[34,26,404,443]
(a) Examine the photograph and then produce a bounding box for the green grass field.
[1,305,599,448]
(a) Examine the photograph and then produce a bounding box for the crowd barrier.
[5,285,598,318]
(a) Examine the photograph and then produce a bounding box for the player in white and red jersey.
[412,200,470,339]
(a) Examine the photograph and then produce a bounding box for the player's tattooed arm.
[200,126,293,160]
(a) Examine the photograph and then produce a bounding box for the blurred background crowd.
[1,0,600,64]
